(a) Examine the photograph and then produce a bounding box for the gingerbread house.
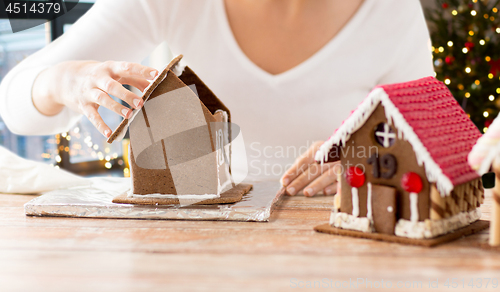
[315,76,485,240]
[468,117,500,246]
[107,55,251,205]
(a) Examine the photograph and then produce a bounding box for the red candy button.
[345,166,365,188]
[401,172,423,193]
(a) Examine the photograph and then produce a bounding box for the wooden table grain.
[0,189,499,292]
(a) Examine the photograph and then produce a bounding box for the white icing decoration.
[329,208,338,225]
[367,183,373,220]
[352,187,359,217]
[330,212,373,233]
[375,123,396,148]
[410,192,419,222]
[387,206,393,213]
[315,88,455,196]
[127,190,218,200]
[394,209,481,239]
[172,60,186,77]
[332,209,481,239]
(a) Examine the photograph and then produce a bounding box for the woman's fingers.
[108,61,158,80]
[302,165,338,197]
[81,104,111,138]
[49,60,157,136]
[281,141,324,186]
[285,161,340,197]
[281,156,311,187]
[286,163,323,196]
[95,78,143,109]
[324,183,338,196]
[90,88,132,119]
[117,76,151,92]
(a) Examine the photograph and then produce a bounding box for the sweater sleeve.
[378,0,435,84]
[0,0,170,136]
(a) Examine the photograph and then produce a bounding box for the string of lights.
[42,126,126,175]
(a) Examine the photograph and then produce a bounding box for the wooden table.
[0,189,499,292]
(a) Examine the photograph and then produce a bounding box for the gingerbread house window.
[374,123,395,148]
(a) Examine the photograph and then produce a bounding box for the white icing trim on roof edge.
[315,88,455,196]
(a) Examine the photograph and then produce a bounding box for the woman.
[0,0,434,196]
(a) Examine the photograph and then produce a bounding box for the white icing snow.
[330,209,480,239]
[394,209,481,239]
[172,60,187,77]
[127,190,218,200]
[315,88,455,196]
[330,211,373,233]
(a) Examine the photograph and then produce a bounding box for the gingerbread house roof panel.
[378,77,482,187]
[107,55,183,144]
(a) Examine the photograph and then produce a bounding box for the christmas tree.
[425,0,500,132]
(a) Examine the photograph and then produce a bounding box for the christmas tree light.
[425,0,500,132]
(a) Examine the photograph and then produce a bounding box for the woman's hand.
[32,60,158,138]
[281,141,339,197]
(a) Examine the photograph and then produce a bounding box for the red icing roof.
[377,76,482,186]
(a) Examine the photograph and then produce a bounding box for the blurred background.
[0,0,498,175]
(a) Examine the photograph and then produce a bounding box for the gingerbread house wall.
[339,104,430,221]
[177,67,230,121]
[130,71,220,195]
[429,179,484,221]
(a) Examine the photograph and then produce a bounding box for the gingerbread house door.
[370,184,397,235]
